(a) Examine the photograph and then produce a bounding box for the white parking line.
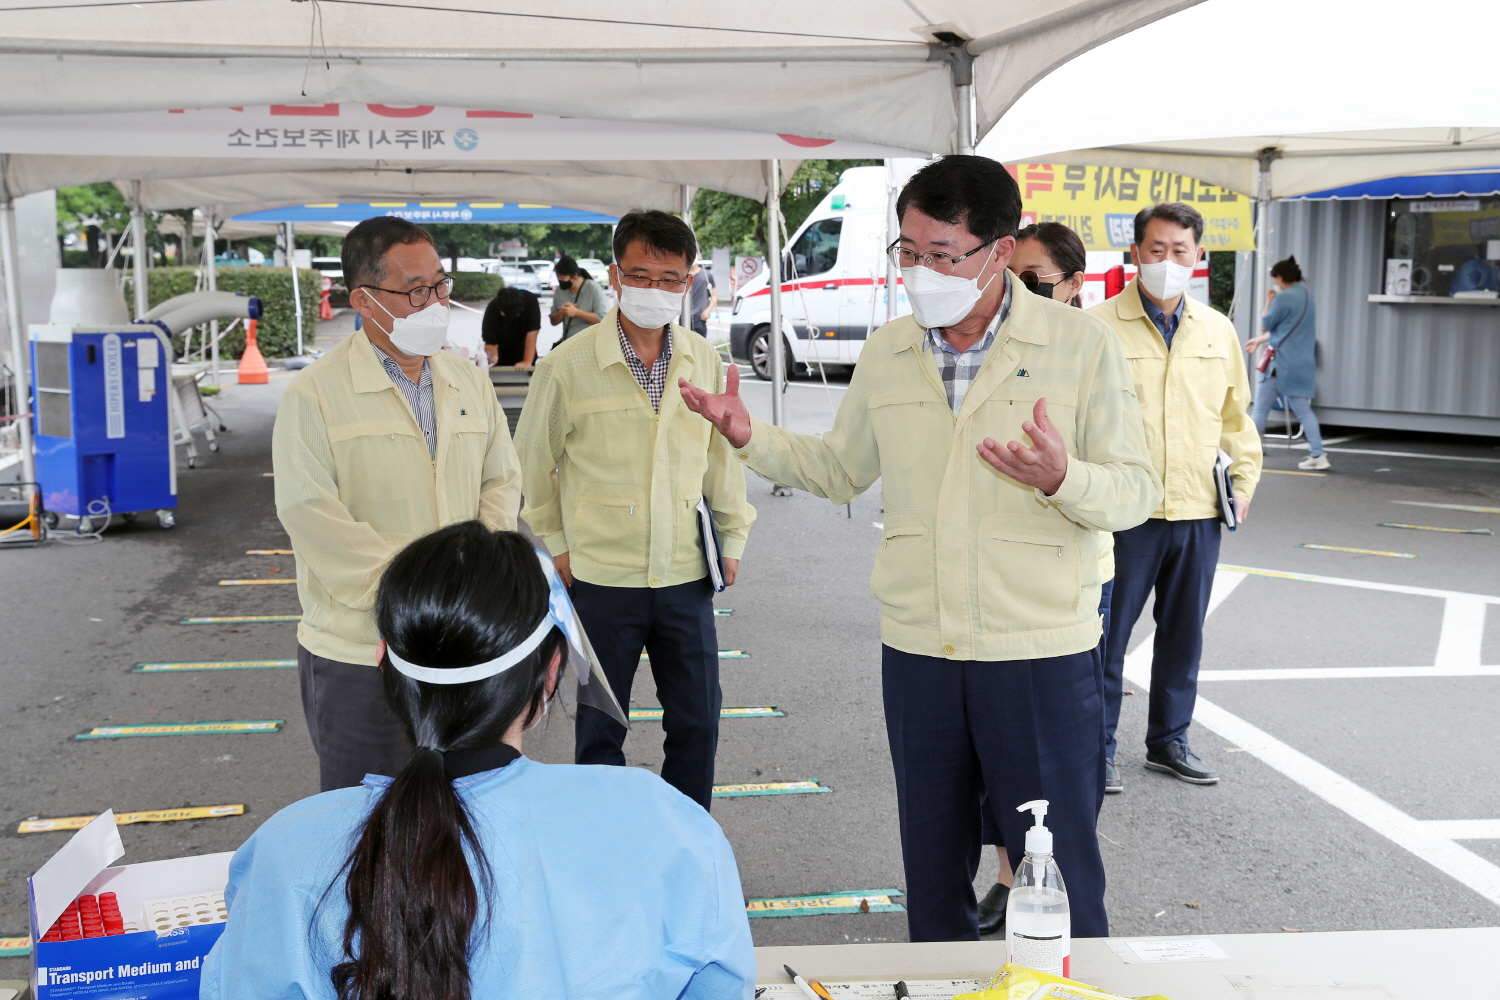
[1422,820,1500,840]
[1127,568,1500,909]
[1200,665,1500,681]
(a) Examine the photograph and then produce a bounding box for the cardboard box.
[28,812,230,1000]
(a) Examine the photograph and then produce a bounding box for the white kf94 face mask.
[1136,259,1195,302]
[370,296,450,357]
[618,284,684,329]
[900,242,1000,329]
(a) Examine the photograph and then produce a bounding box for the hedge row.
[124,266,323,359]
[451,272,504,301]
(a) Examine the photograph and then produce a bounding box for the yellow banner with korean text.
[1008,163,1254,251]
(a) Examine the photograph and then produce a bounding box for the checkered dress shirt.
[617,316,673,413]
[370,343,437,457]
[924,273,1013,415]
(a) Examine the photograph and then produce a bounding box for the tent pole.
[203,210,219,383]
[765,159,785,428]
[681,184,694,330]
[957,83,975,155]
[130,180,148,320]
[0,158,37,499]
[286,221,304,356]
[1252,148,1276,363]
[885,159,900,322]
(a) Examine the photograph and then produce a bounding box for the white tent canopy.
[0,0,1200,155]
[980,0,1500,198]
[0,104,920,203]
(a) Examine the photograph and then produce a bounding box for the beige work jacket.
[273,331,520,664]
[1089,279,1262,520]
[515,309,754,589]
[738,286,1160,661]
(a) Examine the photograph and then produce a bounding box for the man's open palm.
[679,365,753,449]
[976,397,1070,496]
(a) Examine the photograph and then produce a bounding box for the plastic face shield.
[385,549,629,728]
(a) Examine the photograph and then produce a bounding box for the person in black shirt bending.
[482,286,541,367]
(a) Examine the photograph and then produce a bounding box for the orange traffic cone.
[238,318,269,385]
[319,276,334,319]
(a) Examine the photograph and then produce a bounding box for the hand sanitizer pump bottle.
[1005,799,1071,977]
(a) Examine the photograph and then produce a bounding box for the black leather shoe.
[977,882,1009,936]
[1145,742,1219,784]
[1104,758,1123,794]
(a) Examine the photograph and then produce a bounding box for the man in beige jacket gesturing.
[273,217,519,791]
[680,156,1161,942]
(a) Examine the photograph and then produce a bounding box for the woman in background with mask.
[1244,256,1327,470]
[201,522,756,1000]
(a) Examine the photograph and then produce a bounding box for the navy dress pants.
[982,577,1113,847]
[571,577,721,809]
[1102,517,1221,761]
[882,645,1108,942]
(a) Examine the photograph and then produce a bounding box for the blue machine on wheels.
[30,323,178,530]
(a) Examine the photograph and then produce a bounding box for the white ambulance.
[728,164,1212,380]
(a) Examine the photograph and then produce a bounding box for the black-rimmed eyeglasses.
[360,276,455,308]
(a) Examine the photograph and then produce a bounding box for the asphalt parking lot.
[1,337,1496,976]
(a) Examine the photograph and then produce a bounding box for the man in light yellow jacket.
[274,217,519,791]
[1088,203,1262,792]
[680,156,1160,942]
[515,210,754,810]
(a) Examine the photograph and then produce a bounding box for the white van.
[729,164,1212,380]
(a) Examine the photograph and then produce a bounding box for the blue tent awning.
[1293,171,1500,201]
[231,202,618,224]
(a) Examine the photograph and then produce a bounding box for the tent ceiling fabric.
[117,164,718,217]
[0,0,1199,154]
[980,0,1500,198]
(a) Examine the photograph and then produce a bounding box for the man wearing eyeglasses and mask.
[515,209,754,810]
[273,217,521,791]
[679,156,1160,941]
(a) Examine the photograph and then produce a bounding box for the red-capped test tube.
[78,894,104,938]
[57,899,83,941]
[99,891,126,936]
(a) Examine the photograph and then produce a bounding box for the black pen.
[894,982,911,999]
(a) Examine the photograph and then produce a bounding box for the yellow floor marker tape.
[219,578,297,585]
[1298,543,1417,559]
[713,779,829,798]
[0,936,30,958]
[1263,468,1327,477]
[629,706,781,722]
[133,659,296,672]
[1378,522,1493,535]
[746,890,904,918]
[641,649,748,661]
[246,549,295,555]
[179,615,299,624]
[18,804,244,834]
[76,720,284,739]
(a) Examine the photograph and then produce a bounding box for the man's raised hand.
[976,397,1070,496]
[678,365,753,449]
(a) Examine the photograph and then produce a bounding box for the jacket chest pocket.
[326,419,425,492]
[572,482,646,569]
[977,513,1080,633]
[868,385,944,473]
[1171,349,1231,434]
[976,387,1077,453]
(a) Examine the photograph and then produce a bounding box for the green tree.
[690,159,882,257]
[56,183,132,267]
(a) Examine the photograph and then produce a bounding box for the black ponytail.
[330,524,562,1000]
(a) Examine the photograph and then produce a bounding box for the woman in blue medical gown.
[200,523,756,1000]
